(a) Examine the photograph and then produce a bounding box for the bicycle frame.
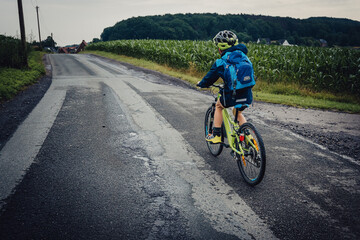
[216,92,258,157]
[222,106,244,156]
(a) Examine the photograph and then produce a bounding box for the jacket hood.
[224,51,246,64]
[221,43,248,57]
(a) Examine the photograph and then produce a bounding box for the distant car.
[44,47,57,53]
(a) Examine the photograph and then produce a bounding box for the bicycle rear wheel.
[236,122,266,186]
[204,106,223,156]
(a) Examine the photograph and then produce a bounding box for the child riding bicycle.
[197,30,254,144]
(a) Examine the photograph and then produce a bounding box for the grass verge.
[0,51,46,102]
[84,50,360,113]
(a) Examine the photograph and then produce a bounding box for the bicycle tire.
[236,122,266,186]
[204,106,223,156]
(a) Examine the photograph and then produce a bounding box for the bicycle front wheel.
[204,106,223,156]
[236,122,266,186]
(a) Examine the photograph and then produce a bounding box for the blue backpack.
[221,50,256,91]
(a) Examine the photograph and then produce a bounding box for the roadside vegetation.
[86,40,360,113]
[0,35,45,102]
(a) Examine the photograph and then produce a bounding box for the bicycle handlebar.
[196,83,224,95]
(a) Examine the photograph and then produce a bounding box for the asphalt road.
[0,54,359,240]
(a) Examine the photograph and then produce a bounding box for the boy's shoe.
[206,134,222,144]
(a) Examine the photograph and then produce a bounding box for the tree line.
[99,13,360,47]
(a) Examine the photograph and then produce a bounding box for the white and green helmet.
[213,30,239,50]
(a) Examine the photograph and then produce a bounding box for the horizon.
[1,0,360,46]
[119,12,360,21]
[4,12,360,47]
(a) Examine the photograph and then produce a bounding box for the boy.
[197,30,253,143]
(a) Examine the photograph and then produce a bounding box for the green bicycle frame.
[222,108,245,156]
[219,94,258,157]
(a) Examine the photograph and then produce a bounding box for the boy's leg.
[232,107,247,126]
[214,99,224,128]
[237,111,247,126]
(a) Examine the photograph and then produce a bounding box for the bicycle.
[204,84,266,186]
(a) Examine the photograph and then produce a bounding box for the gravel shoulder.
[0,55,52,152]
[1,54,359,162]
[247,102,360,161]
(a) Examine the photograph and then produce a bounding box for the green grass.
[253,81,360,111]
[84,50,360,113]
[254,92,360,112]
[0,51,46,102]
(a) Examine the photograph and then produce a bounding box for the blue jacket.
[197,43,248,91]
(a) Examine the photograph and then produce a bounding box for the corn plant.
[87,40,360,95]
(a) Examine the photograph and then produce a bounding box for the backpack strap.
[224,52,239,98]
[232,68,238,99]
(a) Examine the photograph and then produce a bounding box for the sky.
[1,0,360,46]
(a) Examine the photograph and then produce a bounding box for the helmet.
[213,30,239,50]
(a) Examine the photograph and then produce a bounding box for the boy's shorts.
[219,87,253,110]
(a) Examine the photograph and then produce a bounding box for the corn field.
[87,40,360,95]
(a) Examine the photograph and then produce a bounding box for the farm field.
[86,40,360,112]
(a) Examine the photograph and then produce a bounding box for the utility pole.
[17,0,27,67]
[51,32,54,48]
[36,6,42,49]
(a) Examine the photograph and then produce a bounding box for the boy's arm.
[197,61,222,88]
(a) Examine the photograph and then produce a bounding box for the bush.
[0,35,30,68]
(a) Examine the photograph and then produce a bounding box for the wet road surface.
[0,54,359,239]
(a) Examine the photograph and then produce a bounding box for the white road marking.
[106,77,278,239]
[0,86,66,209]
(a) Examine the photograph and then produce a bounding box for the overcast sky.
[1,0,360,46]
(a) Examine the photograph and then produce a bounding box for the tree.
[236,32,252,43]
[98,13,360,46]
[92,38,101,43]
[41,36,56,48]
